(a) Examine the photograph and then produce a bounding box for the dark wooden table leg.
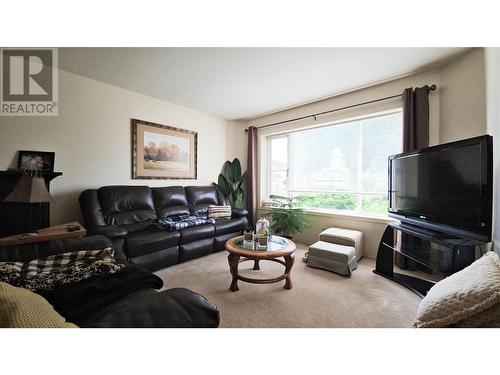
[284,253,295,290]
[253,259,260,270]
[228,253,240,292]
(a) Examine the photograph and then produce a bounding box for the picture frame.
[131,119,198,179]
[17,150,55,172]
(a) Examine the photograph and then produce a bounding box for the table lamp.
[4,173,53,235]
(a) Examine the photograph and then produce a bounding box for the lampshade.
[4,176,53,203]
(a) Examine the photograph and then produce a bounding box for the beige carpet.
[155,244,421,327]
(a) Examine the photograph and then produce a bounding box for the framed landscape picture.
[131,119,197,179]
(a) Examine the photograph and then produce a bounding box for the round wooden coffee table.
[225,235,296,292]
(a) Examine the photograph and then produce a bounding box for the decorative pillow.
[414,251,500,328]
[451,303,500,328]
[207,205,232,221]
[0,282,77,328]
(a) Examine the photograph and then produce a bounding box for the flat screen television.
[388,135,493,242]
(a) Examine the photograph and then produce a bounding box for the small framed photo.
[17,150,55,172]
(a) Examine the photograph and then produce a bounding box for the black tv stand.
[373,223,478,298]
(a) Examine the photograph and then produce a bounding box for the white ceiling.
[59,48,467,120]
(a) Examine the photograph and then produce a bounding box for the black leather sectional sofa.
[0,235,220,327]
[79,185,248,271]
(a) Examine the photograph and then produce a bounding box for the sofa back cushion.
[79,189,107,227]
[185,186,221,217]
[152,186,190,219]
[98,186,157,227]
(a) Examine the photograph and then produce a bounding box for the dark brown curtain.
[247,126,258,227]
[398,86,431,271]
[402,86,431,152]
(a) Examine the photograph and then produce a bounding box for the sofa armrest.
[0,235,114,263]
[50,235,112,253]
[87,225,128,240]
[83,288,220,328]
[231,208,248,219]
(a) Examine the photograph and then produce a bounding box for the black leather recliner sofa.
[0,235,220,328]
[79,185,248,271]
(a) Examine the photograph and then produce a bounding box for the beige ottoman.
[306,241,358,276]
[319,227,364,260]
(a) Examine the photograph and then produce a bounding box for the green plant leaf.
[236,171,247,190]
[228,158,241,182]
[233,188,244,208]
[216,157,247,207]
[268,207,310,238]
[217,174,231,196]
[221,160,231,177]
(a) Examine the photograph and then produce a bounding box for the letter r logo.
[2,49,53,101]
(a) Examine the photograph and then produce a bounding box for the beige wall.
[439,48,487,143]
[0,69,247,225]
[249,48,488,258]
[485,48,500,253]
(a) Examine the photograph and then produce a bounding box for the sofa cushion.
[98,186,157,226]
[129,246,179,271]
[125,230,180,258]
[214,217,247,236]
[88,225,128,239]
[214,231,242,251]
[179,238,214,262]
[152,187,190,219]
[186,186,219,205]
[189,203,211,217]
[158,206,191,219]
[180,224,215,243]
[414,251,500,328]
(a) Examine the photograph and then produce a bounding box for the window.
[267,110,403,215]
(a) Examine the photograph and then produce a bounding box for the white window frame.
[264,108,403,215]
[267,134,291,198]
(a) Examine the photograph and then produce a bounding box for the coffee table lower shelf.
[227,254,295,291]
[225,235,296,292]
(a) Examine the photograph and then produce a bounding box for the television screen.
[389,135,492,242]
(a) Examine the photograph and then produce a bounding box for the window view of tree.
[267,111,402,215]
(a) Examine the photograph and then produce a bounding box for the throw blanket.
[0,248,124,292]
[154,214,215,232]
[40,266,163,325]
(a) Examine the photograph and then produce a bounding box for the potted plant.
[263,195,310,239]
[213,158,247,208]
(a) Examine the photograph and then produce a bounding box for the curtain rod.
[245,84,437,132]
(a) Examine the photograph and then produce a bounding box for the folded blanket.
[0,248,124,292]
[41,266,163,325]
[154,215,215,232]
[208,205,232,221]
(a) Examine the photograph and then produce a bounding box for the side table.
[0,221,87,247]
